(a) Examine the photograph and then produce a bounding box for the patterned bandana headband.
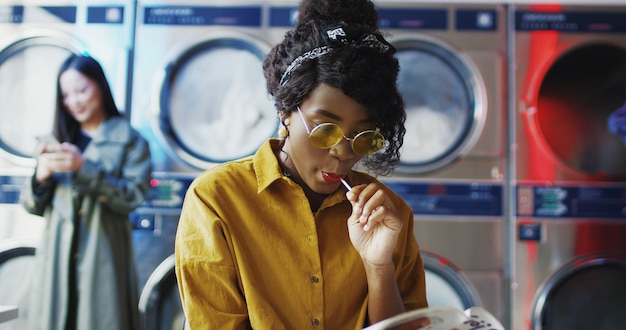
[279,23,395,86]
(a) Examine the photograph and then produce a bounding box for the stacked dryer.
[371,1,509,327]
[511,3,626,330]
[129,1,280,329]
[0,1,134,329]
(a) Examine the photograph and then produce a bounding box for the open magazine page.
[363,306,504,330]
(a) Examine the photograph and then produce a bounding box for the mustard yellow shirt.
[175,139,427,329]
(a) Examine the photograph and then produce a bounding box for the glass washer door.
[155,35,277,170]
[138,255,184,330]
[0,34,82,166]
[532,255,626,330]
[0,241,37,330]
[394,39,484,174]
[422,251,483,310]
[533,43,626,177]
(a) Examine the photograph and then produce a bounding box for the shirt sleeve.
[72,132,152,215]
[175,183,250,329]
[20,174,56,217]
[396,204,429,311]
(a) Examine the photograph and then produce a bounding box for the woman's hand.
[35,142,85,183]
[346,183,403,266]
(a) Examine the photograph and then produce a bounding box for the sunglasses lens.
[353,131,385,155]
[309,124,344,148]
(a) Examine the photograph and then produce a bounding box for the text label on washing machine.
[0,6,23,23]
[0,6,77,23]
[143,6,262,27]
[378,8,447,30]
[516,11,626,33]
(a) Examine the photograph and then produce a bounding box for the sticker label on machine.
[0,175,28,204]
[0,5,123,24]
[143,6,262,26]
[515,10,626,32]
[516,185,626,218]
[87,6,125,24]
[0,6,24,23]
[0,5,76,23]
[269,7,298,27]
[383,181,503,216]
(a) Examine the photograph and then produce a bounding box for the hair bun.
[297,0,379,31]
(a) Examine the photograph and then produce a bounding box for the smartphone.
[36,134,60,145]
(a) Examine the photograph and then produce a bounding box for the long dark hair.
[53,54,121,142]
[263,0,406,176]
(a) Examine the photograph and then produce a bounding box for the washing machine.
[130,0,278,175]
[364,1,510,327]
[512,3,626,330]
[0,239,37,330]
[129,2,279,329]
[0,2,134,328]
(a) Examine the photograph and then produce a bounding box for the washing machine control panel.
[142,5,262,26]
[383,181,503,217]
[515,10,626,33]
[517,184,626,219]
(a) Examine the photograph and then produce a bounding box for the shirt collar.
[254,139,286,193]
[253,139,352,208]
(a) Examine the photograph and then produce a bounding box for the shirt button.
[311,276,319,283]
[312,318,320,326]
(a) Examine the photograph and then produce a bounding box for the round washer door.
[422,251,483,310]
[0,240,37,329]
[138,254,184,330]
[153,32,278,170]
[527,42,626,178]
[0,32,84,166]
[532,255,626,330]
[393,38,486,173]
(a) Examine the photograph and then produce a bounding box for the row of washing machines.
[1,1,625,329]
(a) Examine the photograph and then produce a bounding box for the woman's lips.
[322,172,343,184]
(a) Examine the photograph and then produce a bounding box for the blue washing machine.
[512,4,626,330]
[0,2,134,328]
[129,2,279,329]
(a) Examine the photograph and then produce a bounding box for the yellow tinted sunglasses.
[296,107,385,155]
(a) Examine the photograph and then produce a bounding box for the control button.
[519,223,542,241]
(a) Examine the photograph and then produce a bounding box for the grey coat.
[20,117,152,330]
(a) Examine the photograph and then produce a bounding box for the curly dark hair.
[263,0,406,176]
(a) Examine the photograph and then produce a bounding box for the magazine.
[363,306,504,330]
